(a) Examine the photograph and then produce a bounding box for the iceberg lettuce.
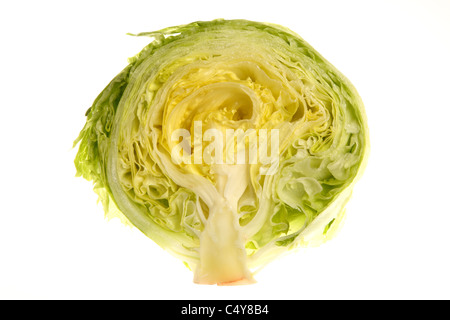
[74,19,369,285]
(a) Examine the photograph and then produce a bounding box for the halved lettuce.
[74,19,369,285]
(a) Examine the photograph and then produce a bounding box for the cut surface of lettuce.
[74,19,369,285]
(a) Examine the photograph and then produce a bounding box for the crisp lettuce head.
[74,19,369,285]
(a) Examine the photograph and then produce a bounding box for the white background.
[1,0,449,300]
